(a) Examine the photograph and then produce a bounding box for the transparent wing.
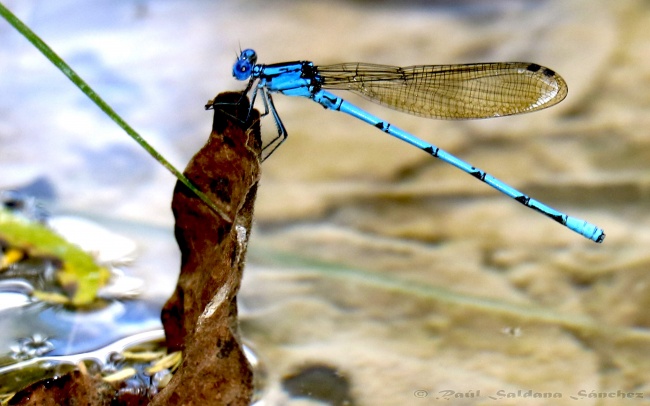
[317,62,568,119]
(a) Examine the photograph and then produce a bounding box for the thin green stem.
[0,2,232,223]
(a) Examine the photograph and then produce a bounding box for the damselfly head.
[233,49,257,81]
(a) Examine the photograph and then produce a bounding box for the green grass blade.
[0,2,232,222]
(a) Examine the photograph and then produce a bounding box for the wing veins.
[317,62,567,119]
